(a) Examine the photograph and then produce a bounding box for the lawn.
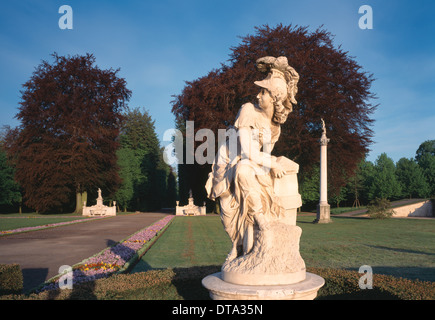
[132,215,435,282]
[4,214,434,300]
[299,216,435,282]
[0,216,92,232]
[131,215,231,271]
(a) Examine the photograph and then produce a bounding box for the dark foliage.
[172,24,377,202]
[4,53,131,213]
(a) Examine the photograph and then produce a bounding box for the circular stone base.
[221,269,306,286]
[202,272,325,300]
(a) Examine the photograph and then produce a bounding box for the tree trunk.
[74,191,87,214]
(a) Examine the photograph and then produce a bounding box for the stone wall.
[392,200,434,218]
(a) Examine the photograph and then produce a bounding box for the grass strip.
[0,216,109,236]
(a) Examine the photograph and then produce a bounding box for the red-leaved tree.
[172,25,377,205]
[5,53,131,213]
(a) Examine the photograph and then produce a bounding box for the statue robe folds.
[202,56,325,295]
[205,103,302,260]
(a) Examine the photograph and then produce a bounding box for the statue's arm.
[238,127,283,173]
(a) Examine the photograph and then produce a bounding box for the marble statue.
[205,56,308,286]
[202,56,325,299]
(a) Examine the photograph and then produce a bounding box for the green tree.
[415,140,435,197]
[366,198,394,219]
[418,154,435,197]
[329,184,348,208]
[415,140,435,163]
[115,147,139,212]
[0,147,21,209]
[165,168,177,208]
[367,153,401,200]
[299,166,319,209]
[396,157,430,199]
[352,158,376,205]
[346,158,368,207]
[116,107,173,211]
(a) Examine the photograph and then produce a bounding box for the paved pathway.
[0,212,169,292]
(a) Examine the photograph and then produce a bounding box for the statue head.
[254,56,299,124]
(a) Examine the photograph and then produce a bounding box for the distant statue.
[206,56,304,280]
[83,188,116,217]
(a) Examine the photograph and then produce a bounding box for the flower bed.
[0,217,107,236]
[36,215,174,292]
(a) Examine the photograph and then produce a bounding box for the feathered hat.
[254,56,299,111]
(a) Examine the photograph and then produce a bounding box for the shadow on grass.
[367,266,435,283]
[129,259,166,273]
[329,216,369,221]
[171,265,221,300]
[130,261,220,300]
[296,216,369,224]
[364,244,435,256]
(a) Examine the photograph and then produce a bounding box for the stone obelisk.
[314,119,332,224]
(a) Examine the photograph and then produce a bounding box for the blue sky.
[0,0,434,163]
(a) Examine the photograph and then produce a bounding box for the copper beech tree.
[172,25,377,204]
[5,53,131,213]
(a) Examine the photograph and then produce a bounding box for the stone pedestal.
[202,272,324,300]
[221,222,306,286]
[176,190,206,216]
[203,210,325,300]
[82,188,116,216]
[314,203,332,224]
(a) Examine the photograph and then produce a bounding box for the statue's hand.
[271,167,286,179]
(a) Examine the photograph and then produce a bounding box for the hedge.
[1,266,434,300]
[0,264,23,295]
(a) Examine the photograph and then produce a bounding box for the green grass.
[0,211,137,232]
[131,216,231,272]
[0,216,93,232]
[132,215,435,282]
[298,216,435,282]
[330,206,366,215]
[3,214,434,300]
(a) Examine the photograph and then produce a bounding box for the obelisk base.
[314,203,332,224]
